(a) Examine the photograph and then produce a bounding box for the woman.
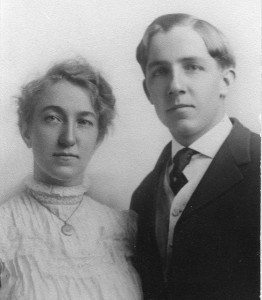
[0,59,142,299]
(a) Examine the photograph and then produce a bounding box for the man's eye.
[152,67,167,77]
[184,64,203,71]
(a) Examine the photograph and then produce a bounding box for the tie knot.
[172,148,197,172]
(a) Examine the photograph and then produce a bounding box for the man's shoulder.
[249,129,260,152]
[138,141,171,182]
[227,118,260,162]
[130,142,171,211]
[249,130,260,164]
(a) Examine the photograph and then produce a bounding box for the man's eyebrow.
[147,57,209,69]
[147,60,168,70]
[180,56,207,63]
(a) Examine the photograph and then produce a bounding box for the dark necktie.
[169,148,198,196]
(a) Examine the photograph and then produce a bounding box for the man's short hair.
[136,13,236,74]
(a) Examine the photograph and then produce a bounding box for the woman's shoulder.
[116,209,138,229]
[0,187,36,240]
[84,194,136,218]
[83,195,137,233]
[0,177,33,212]
[87,198,137,238]
[0,192,23,216]
[0,189,33,260]
[0,187,30,211]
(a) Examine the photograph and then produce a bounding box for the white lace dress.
[0,178,142,300]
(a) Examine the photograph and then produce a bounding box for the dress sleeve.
[117,210,138,260]
[0,200,20,262]
[0,260,3,288]
[0,205,17,299]
[0,259,15,298]
[125,210,138,244]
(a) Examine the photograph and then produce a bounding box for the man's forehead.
[147,56,210,69]
[146,26,214,68]
[149,26,206,52]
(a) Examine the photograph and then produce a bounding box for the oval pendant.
[61,223,74,236]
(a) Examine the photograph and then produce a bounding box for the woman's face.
[22,80,99,186]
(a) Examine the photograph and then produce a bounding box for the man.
[130,14,260,300]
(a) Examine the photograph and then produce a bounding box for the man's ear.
[20,122,32,148]
[142,79,153,104]
[220,68,235,98]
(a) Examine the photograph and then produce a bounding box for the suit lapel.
[155,167,170,265]
[149,143,171,248]
[180,119,251,221]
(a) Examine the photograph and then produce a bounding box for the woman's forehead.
[34,80,95,115]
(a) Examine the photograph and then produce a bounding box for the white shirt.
[165,115,233,259]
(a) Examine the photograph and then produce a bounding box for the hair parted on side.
[17,58,116,142]
[136,13,236,74]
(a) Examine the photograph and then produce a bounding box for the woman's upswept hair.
[17,58,116,142]
[137,13,236,74]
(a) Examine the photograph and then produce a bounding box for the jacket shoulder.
[228,118,260,164]
[130,142,171,213]
[250,131,260,158]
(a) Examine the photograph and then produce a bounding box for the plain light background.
[0,0,260,208]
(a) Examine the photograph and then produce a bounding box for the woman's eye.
[44,115,61,123]
[78,119,93,127]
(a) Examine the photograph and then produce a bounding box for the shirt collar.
[171,115,233,159]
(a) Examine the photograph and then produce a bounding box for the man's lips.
[53,153,79,158]
[167,104,195,112]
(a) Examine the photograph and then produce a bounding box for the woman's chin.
[35,170,84,187]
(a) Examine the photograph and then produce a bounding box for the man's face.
[144,26,232,146]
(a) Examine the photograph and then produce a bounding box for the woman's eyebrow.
[78,111,97,119]
[41,106,97,119]
[41,105,64,113]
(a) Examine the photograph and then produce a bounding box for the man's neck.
[171,116,227,147]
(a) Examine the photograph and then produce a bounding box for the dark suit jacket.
[130,119,260,300]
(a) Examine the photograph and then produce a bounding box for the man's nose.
[58,122,76,147]
[168,68,186,96]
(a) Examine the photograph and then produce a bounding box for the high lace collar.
[24,176,89,205]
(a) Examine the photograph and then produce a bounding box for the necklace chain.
[30,191,84,228]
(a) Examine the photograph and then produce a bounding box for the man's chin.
[169,119,194,134]
[169,121,200,145]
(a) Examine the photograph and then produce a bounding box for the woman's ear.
[20,122,32,148]
[143,79,153,104]
[220,68,235,98]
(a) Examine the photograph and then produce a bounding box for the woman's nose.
[58,123,76,147]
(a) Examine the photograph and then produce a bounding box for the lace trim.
[24,176,89,205]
